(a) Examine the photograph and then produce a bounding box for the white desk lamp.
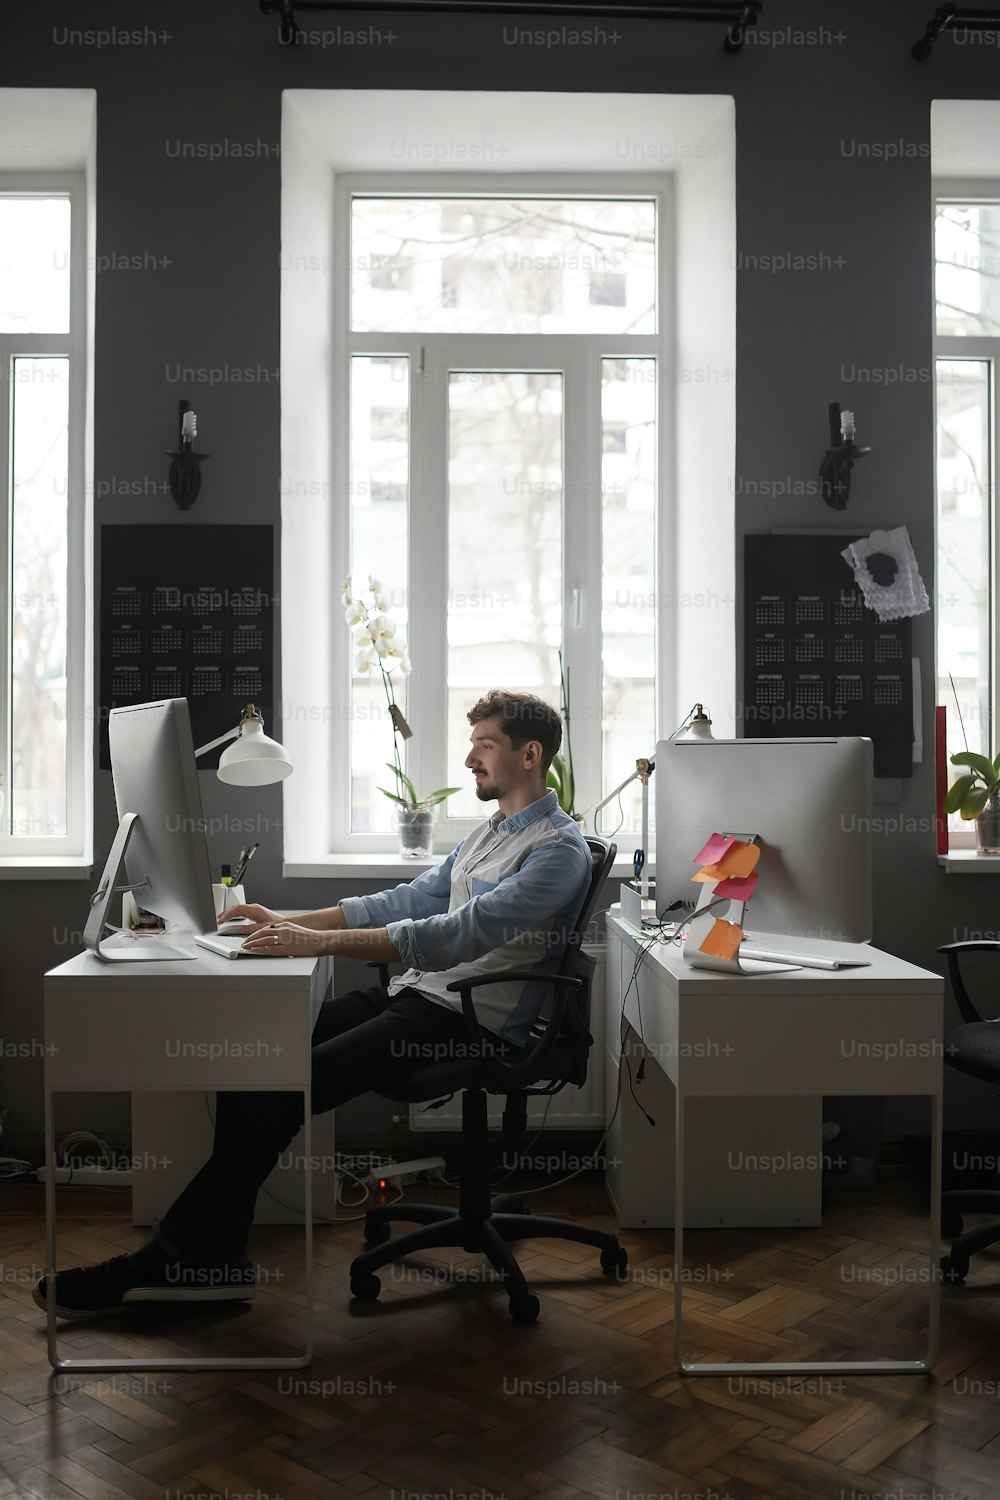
[594,704,713,900]
[195,703,293,785]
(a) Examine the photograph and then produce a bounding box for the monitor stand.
[83,812,195,962]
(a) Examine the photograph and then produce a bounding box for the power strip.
[36,1166,132,1187]
[368,1155,447,1189]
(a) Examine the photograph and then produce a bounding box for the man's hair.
[467,690,563,775]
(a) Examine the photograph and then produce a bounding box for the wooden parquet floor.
[3,1174,1000,1500]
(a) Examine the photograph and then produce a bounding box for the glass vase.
[397,804,437,859]
[975,801,1000,855]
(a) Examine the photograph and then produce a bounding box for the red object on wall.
[936,704,948,854]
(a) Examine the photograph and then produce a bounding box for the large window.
[333,181,668,850]
[935,195,1000,841]
[0,181,88,860]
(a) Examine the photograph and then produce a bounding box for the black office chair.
[349,835,628,1322]
[937,940,1000,1281]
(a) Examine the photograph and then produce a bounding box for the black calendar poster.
[100,526,275,770]
[744,533,912,777]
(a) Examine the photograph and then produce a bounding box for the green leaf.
[420,786,461,806]
[961,787,991,820]
[944,775,976,815]
[951,751,999,786]
[378,787,412,807]
[385,763,418,804]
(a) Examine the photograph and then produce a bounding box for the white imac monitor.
[83,699,216,960]
[654,736,873,943]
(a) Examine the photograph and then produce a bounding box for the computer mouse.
[218,917,254,934]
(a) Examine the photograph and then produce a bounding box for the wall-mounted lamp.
[195,703,293,786]
[913,4,1000,59]
[819,403,871,511]
[167,400,210,510]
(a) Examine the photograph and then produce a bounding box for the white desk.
[43,941,332,1374]
[605,911,944,1377]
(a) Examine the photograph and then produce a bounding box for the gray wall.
[2,0,999,1144]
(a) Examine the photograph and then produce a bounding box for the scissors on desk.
[633,849,645,884]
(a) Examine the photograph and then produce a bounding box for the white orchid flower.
[368,574,382,591]
[398,653,412,675]
[353,629,375,649]
[354,646,379,674]
[370,613,397,640]
[340,579,353,607]
[373,591,390,611]
[344,601,365,627]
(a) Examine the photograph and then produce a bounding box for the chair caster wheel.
[509,1293,540,1323]
[941,1208,964,1239]
[364,1220,392,1249]
[351,1272,382,1302]
[601,1244,628,1276]
[940,1254,968,1284]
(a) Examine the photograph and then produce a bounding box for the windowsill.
[938,850,1000,872]
[0,858,93,880]
[284,854,650,881]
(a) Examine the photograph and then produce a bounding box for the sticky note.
[698,918,743,961]
[713,841,760,879]
[693,834,736,866]
[691,864,725,883]
[712,872,759,902]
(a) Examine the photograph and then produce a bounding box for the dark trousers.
[153,985,507,1260]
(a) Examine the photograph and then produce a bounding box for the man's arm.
[385,835,592,973]
[264,843,461,933]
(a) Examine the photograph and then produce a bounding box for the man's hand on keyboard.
[217,902,280,930]
[238,920,330,957]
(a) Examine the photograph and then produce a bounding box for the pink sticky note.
[713,872,759,902]
[693,834,736,866]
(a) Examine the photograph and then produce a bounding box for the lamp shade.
[217,719,293,786]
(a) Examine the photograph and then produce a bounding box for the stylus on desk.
[739,948,871,971]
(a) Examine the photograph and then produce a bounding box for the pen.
[233,842,259,887]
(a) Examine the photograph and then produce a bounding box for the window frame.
[330,171,673,853]
[934,180,1000,850]
[0,172,90,865]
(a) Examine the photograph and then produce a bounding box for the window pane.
[601,358,656,835]
[936,203,1000,337]
[352,198,656,335]
[935,358,991,830]
[0,197,71,334]
[349,355,410,834]
[447,371,563,819]
[9,358,70,837]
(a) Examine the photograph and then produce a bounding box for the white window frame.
[330,171,673,854]
[0,173,90,865]
[934,180,1000,850]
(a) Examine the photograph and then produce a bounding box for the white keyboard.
[193,933,255,960]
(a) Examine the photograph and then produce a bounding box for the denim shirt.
[339,789,592,1047]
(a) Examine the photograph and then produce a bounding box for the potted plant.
[344,575,458,857]
[945,750,1000,855]
[546,649,583,822]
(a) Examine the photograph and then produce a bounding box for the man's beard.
[474,779,501,801]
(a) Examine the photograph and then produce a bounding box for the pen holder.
[212,883,246,916]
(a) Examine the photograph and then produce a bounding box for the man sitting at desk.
[35,689,593,1320]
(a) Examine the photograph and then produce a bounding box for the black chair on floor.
[938,940,1000,1281]
[349,835,627,1322]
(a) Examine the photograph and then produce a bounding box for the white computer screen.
[654,737,873,943]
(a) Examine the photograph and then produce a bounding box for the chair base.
[941,1188,1000,1282]
[350,1196,627,1322]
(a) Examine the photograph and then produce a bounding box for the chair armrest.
[445,971,587,1092]
[937,941,999,1025]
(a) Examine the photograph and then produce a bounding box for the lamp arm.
[194,726,239,758]
[592,756,655,818]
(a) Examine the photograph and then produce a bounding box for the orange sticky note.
[698,918,743,961]
[691,863,725,883]
[713,841,760,879]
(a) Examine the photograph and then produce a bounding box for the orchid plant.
[343,575,459,816]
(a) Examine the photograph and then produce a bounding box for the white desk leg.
[47,1086,316,1374]
[677,1089,942,1378]
[45,1085,58,1369]
[672,1084,685,1375]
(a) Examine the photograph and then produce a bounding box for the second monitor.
[654,736,873,944]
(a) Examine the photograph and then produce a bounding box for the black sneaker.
[33,1241,256,1320]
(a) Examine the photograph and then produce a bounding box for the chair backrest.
[533,835,615,1062]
